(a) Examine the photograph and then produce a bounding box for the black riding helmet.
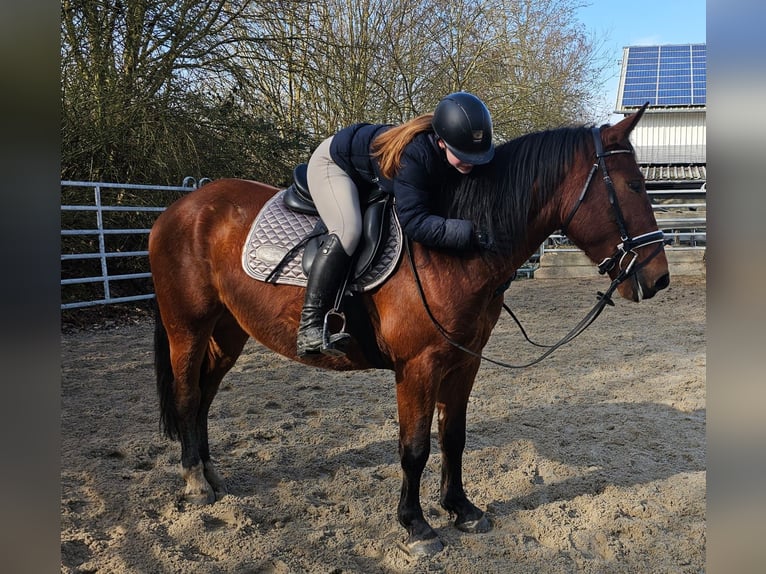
[432,92,495,165]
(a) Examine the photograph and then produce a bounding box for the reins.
[405,238,619,368]
[406,126,669,369]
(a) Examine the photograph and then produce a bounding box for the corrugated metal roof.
[640,164,706,182]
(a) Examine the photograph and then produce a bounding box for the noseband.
[561,127,667,284]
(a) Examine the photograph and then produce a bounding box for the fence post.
[93,184,111,302]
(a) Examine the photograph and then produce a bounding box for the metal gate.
[60,178,208,309]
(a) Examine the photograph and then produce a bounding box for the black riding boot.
[296,234,351,357]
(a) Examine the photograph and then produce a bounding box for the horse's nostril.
[655,273,670,291]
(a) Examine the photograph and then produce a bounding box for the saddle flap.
[354,195,391,277]
[301,195,390,283]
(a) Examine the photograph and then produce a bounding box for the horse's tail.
[154,302,180,441]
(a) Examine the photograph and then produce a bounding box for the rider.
[297,91,496,357]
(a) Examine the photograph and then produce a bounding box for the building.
[534,43,706,278]
[616,43,707,196]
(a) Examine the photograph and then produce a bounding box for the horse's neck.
[520,188,567,264]
[413,191,562,296]
[417,247,516,301]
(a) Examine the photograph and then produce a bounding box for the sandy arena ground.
[61,275,705,573]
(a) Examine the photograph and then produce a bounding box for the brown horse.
[149,106,669,556]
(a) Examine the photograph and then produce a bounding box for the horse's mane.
[439,125,593,257]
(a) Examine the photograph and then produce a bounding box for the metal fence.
[60,181,705,309]
[540,186,707,255]
[60,178,209,309]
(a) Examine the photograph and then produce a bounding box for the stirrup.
[321,309,351,357]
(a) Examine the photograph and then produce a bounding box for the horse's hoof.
[397,536,444,557]
[203,468,228,498]
[456,514,492,533]
[183,488,216,505]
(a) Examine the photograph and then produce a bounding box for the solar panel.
[620,44,706,108]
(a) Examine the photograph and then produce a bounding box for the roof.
[641,164,706,184]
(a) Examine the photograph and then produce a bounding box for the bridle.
[561,127,667,286]
[406,126,669,369]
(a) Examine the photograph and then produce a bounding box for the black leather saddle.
[282,163,392,280]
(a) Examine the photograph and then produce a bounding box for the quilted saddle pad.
[242,189,403,292]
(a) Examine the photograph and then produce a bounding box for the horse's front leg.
[196,401,227,498]
[437,365,491,533]
[395,364,444,556]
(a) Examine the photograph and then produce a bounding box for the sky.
[575,0,707,123]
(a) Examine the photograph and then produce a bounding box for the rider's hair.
[371,114,434,180]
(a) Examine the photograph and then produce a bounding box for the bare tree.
[61,0,306,183]
[485,0,609,136]
[61,0,609,182]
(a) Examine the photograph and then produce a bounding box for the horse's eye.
[627,180,643,194]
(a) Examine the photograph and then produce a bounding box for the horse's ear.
[603,102,648,143]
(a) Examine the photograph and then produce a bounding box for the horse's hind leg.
[437,364,491,533]
[161,314,247,505]
[196,315,249,498]
[166,325,217,505]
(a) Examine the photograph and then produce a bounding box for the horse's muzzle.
[620,270,670,302]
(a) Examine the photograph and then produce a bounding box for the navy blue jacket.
[329,123,473,250]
